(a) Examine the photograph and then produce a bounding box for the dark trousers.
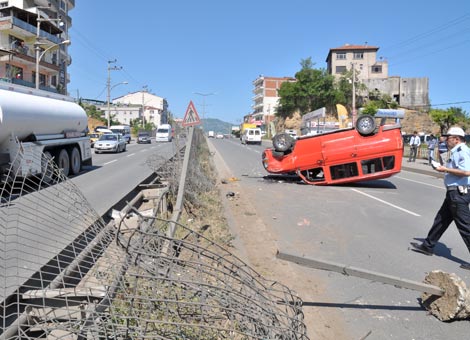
[409,146,418,162]
[423,190,470,253]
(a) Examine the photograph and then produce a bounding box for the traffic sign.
[182,100,201,127]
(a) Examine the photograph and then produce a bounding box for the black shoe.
[410,242,433,256]
[460,263,470,270]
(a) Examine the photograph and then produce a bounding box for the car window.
[100,134,117,141]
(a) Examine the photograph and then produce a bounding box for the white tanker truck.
[0,87,92,180]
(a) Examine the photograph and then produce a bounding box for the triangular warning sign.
[182,100,201,127]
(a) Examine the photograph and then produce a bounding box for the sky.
[68,1,470,125]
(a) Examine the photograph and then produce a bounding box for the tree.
[429,107,469,134]
[277,58,337,119]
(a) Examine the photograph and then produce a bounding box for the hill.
[201,118,234,134]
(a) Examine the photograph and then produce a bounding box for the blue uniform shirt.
[444,142,470,187]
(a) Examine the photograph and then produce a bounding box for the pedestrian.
[426,134,437,165]
[408,131,421,162]
[438,135,448,164]
[410,126,470,270]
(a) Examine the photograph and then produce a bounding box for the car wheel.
[356,115,376,136]
[57,149,70,177]
[272,133,295,152]
[123,144,126,152]
[69,147,81,175]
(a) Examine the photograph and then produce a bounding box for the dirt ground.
[208,141,348,340]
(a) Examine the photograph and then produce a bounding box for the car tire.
[69,147,81,175]
[57,149,70,177]
[356,115,376,136]
[272,133,295,152]
[123,144,126,152]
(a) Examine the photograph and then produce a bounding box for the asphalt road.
[209,137,470,340]
[72,138,181,216]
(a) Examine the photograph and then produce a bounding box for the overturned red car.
[262,114,404,185]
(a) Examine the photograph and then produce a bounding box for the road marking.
[103,160,117,165]
[126,153,135,157]
[395,176,444,190]
[350,188,421,217]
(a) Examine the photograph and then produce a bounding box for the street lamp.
[35,7,68,90]
[193,92,216,129]
[35,39,70,89]
[107,81,128,128]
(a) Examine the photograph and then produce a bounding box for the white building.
[100,91,164,127]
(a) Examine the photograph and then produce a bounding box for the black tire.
[123,144,126,152]
[272,133,295,152]
[57,149,70,177]
[41,151,55,184]
[70,147,81,175]
[356,115,376,136]
[271,150,285,158]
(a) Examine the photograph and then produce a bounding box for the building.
[250,75,296,127]
[100,90,166,127]
[326,44,429,110]
[0,0,73,94]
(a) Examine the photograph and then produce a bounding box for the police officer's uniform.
[422,141,470,253]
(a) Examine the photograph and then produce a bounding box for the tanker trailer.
[0,89,92,180]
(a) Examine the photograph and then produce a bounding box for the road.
[209,136,470,340]
[73,138,182,216]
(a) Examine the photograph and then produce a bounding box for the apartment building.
[100,91,166,127]
[249,75,296,126]
[326,44,429,109]
[0,0,73,94]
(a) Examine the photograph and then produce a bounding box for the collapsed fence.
[0,128,309,339]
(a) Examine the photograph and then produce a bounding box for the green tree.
[429,107,469,134]
[276,57,337,119]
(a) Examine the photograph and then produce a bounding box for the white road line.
[126,153,135,157]
[395,176,445,190]
[350,188,421,217]
[103,159,117,165]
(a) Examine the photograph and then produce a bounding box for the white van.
[109,125,132,143]
[241,128,262,145]
[155,124,173,142]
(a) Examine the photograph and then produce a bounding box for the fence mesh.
[0,132,308,339]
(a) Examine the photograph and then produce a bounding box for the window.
[336,52,346,60]
[335,66,347,74]
[51,75,57,86]
[353,52,364,59]
[371,65,382,74]
[0,2,8,8]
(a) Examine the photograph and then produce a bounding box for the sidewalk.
[401,157,444,178]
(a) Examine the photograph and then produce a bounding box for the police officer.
[410,126,470,270]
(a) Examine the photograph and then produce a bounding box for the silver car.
[94,133,126,154]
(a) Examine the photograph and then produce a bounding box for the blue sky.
[68,1,470,124]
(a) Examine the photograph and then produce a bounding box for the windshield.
[139,133,149,137]
[157,128,169,133]
[99,134,118,141]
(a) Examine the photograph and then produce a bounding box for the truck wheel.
[356,115,376,136]
[41,151,55,184]
[272,133,294,152]
[70,147,81,175]
[57,149,70,177]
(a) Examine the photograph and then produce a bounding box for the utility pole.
[193,92,215,131]
[141,85,148,128]
[106,59,122,128]
[351,63,357,125]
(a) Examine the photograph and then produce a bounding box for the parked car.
[241,128,262,145]
[137,131,152,144]
[262,114,404,185]
[94,133,126,154]
[88,133,100,148]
